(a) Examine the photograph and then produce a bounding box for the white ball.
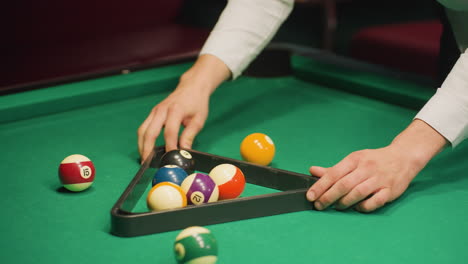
[147,182,187,211]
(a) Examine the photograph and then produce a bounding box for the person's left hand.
[306,119,448,213]
[306,146,421,213]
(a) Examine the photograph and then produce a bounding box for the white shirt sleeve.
[437,0,468,10]
[199,0,294,79]
[415,48,468,147]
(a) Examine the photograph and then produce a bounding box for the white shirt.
[200,0,468,147]
[415,3,468,146]
[200,0,294,79]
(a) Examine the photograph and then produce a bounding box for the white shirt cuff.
[415,49,468,147]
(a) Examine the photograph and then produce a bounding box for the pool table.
[1,45,468,264]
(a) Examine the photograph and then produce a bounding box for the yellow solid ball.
[240,133,275,166]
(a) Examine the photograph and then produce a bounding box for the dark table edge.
[0,52,199,96]
[2,43,434,96]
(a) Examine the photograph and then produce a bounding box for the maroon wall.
[3,0,209,94]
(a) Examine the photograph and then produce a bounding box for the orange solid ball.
[240,133,275,166]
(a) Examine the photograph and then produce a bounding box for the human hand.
[306,146,419,212]
[137,54,231,162]
[306,119,447,212]
[138,81,210,161]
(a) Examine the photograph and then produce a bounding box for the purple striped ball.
[181,173,219,205]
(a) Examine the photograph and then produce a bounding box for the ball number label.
[80,166,92,179]
[174,243,185,261]
[180,150,192,159]
[190,192,205,205]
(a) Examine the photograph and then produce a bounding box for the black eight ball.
[159,149,195,174]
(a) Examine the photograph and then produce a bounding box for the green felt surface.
[1,54,468,264]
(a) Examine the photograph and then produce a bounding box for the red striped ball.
[209,164,245,200]
[58,154,95,192]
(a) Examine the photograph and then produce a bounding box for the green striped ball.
[174,226,218,264]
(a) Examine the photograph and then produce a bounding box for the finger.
[179,115,205,150]
[306,155,358,203]
[141,108,168,163]
[138,109,156,158]
[316,168,370,210]
[309,166,327,177]
[355,188,391,213]
[335,175,378,210]
[164,105,184,152]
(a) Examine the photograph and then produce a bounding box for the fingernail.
[315,201,323,210]
[307,191,316,201]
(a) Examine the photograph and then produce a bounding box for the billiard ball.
[58,154,95,192]
[240,133,275,166]
[209,164,245,200]
[160,150,195,174]
[147,182,187,211]
[152,165,188,186]
[181,173,219,205]
[174,226,218,264]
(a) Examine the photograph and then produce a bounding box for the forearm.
[200,0,294,79]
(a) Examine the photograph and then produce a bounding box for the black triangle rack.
[110,146,318,237]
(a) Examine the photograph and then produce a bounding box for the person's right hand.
[138,80,210,162]
[137,54,231,162]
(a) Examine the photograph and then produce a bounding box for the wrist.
[179,54,231,96]
[390,119,448,171]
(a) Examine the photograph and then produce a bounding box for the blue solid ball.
[152,165,188,186]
